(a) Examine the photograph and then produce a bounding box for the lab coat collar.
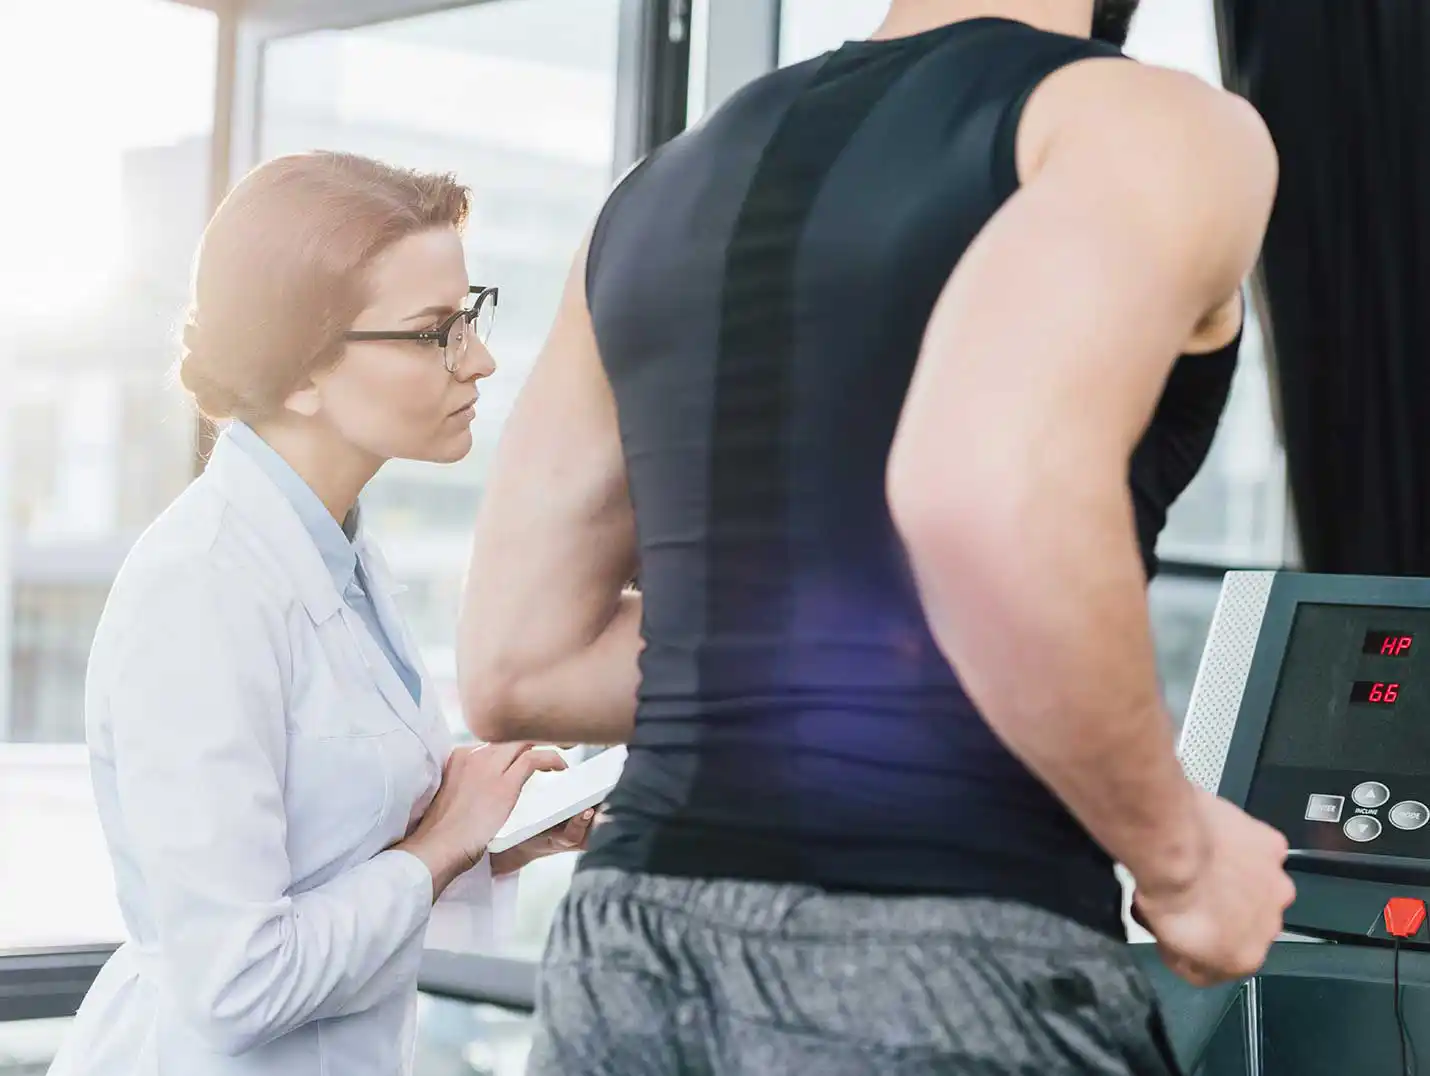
[203,432,440,754]
[202,432,349,623]
[350,541,433,733]
[225,421,360,596]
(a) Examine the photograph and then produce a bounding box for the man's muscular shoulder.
[1013,59,1276,340]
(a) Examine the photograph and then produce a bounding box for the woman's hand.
[490,808,597,876]
[395,742,566,899]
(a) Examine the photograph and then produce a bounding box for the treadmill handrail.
[1286,848,1430,886]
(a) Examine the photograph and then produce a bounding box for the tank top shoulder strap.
[988,33,1131,199]
[1165,315,1243,401]
[585,146,670,301]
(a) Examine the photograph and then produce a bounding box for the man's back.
[580,18,1130,935]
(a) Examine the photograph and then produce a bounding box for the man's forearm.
[895,460,1205,896]
[469,593,642,745]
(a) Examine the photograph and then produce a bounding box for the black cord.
[1396,938,1419,1076]
[1399,939,1409,1076]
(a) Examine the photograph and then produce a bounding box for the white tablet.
[487,745,628,853]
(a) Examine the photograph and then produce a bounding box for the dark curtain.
[1216,0,1430,574]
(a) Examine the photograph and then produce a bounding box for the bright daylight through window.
[0,0,216,960]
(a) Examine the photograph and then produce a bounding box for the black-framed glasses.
[343,285,499,374]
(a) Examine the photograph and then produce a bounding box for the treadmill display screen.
[1259,604,1430,776]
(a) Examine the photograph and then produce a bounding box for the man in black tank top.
[459,2,1293,1071]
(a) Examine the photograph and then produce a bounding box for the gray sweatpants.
[525,869,1180,1076]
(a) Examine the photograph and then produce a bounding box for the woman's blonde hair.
[179,152,470,420]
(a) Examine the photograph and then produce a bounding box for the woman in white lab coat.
[50,152,591,1076]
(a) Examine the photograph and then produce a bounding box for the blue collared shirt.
[226,421,421,705]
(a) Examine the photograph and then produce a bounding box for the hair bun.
[178,320,238,420]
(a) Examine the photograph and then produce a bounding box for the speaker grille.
[1177,571,1276,793]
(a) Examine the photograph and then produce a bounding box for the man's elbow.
[461,665,526,742]
[887,450,1018,573]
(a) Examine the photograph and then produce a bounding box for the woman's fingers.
[514,749,568,778]
[484,741,537,769]
[536,810,596,852]
[559,810,596,846]
[443,744,478,775]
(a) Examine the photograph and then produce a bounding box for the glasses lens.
[474,292,497,344]
[444,315,469,372]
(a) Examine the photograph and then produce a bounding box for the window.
[415,997,535,1076]
[777,0,885,61]
[0,1018,73,1076]
[0,0,214,744]
[257,0,626,960]
[1121,3,1288,569]
[0,747,124,951]
[1149,573,1224,728]
[0,0,216,956]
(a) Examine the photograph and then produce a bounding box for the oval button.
[1391,801,1430,831]
[1353,782,1391,808]
[1345,815,1383,843]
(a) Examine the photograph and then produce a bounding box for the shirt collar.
[225,421,359,593]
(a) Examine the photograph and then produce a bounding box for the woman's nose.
[457,339,496,382]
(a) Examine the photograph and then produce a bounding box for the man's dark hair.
[1090,0,1140,46]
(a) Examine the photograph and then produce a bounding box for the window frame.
[690,0,778,119]
[0,946,119,1024]
[0,946,539,1023]
[225,0,687,184]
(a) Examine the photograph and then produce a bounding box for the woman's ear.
[283,379,324,418]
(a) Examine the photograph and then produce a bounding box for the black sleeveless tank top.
[578,17,1238,938]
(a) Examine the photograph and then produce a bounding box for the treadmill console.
[1179,572,1430,942]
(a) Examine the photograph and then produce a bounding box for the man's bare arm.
[886,62,1277,900]
[457,237,641,745]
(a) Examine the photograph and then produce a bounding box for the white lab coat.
[49,437,516,1076]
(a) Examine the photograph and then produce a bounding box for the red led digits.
[1354,634,1414,708]
[1370,683,1393,703]
[1381,635,1414,656]
[1352,681,1402,705]
[1366,631,1415,656]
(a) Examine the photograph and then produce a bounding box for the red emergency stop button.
[1384,897,1427,939]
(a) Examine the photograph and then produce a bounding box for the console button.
[1391,801,1430,831]
[1345,815,1383,843]
[1353,781,1391,808]
[1304,794,1345,823]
